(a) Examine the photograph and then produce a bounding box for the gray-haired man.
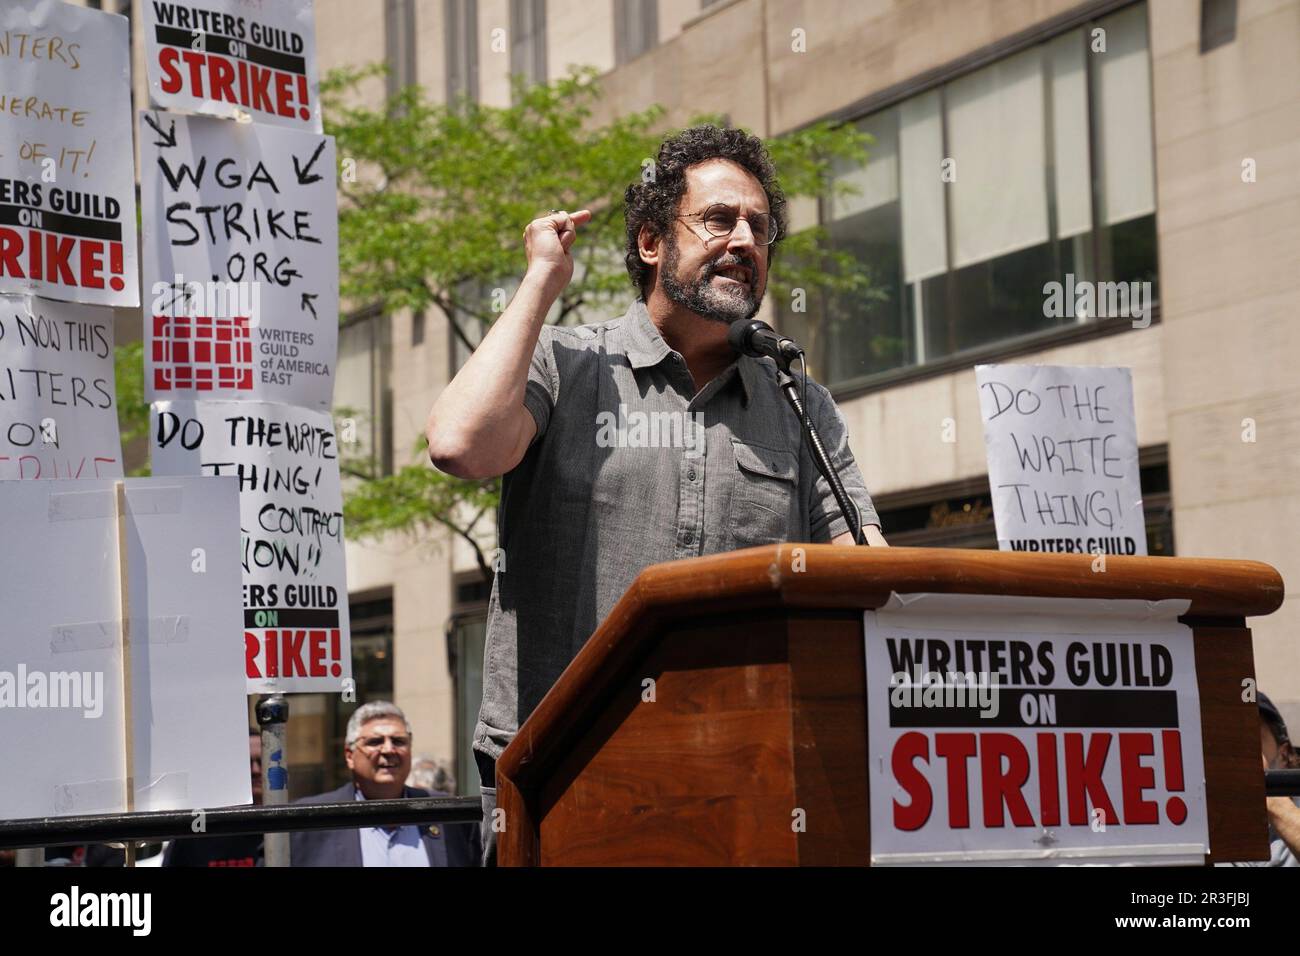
[290,701,479,866]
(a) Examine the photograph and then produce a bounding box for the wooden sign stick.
[115,481,136,868]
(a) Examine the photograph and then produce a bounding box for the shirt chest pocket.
[729,437,799,547]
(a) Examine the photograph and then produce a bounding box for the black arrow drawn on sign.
[143,112,178,149]
[163,280,195,313]
[300,292,319,319]
[293,139,328,186]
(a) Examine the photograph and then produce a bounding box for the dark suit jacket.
[289,783,480,867]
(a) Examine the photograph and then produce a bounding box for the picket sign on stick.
[114,480,136,867]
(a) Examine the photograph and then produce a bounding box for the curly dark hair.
[623,125,787,299]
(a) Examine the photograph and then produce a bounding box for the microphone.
[727,319,804,371]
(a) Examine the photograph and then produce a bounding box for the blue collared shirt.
[354,788,428,867]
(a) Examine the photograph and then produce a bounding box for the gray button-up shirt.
[473,300,879,760]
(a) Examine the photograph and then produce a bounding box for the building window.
[510,0,547,89]
[385,0,418,99]
[448,280,489,375]
[336,309,394,478]
[874,452,1173,554]
[448,588,489,796]
[783,3,1159,392]
[445,0,479,103]
[614,0,658,65]
[1199,0,1237,54]
[450,312,485,375]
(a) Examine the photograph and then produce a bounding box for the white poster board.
[0,293,122,480]
[143,0,322,133]
[0,477,251,818]
[865,592,1209,865]
[976,364,1148,555]
[0,0,140,307]
[140,111,338,409]
[150,399,350,693]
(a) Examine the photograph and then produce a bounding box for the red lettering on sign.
[1119,732,1159,824]
[892,732,933,831]
[979,733,1034,827]
[158,46,183,94]
[1063,732,1117,826]
[934,733,976,828]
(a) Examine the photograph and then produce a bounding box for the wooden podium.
[495,546,1284,866]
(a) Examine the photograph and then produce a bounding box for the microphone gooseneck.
[728,320,867,545]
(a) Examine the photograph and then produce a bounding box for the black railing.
[1266,769,1300,798]
[0,796,481,850]
[3,771,1299,851]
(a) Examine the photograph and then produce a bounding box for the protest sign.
[866,592,1209,865]
[0,293,121,480]
[0,477,251,818]
[0,0,139,307]
[140,111,338,409]
[144,0,322,133]
[977,364,1147,555]
[150,400,351,693]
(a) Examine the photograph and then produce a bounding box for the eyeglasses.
[352,734,412,755]
[677,203,779,246]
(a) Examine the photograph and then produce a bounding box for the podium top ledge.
[631,545,1284,621]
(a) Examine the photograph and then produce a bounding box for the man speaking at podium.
[426,125,886,863]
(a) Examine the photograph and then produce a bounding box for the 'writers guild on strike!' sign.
[140,111,338,410]
[0,1,140,307]
[144,0,322,133]
[865,593,1209,866]
[150,400,351,694]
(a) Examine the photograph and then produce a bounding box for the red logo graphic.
[152,314,253,391]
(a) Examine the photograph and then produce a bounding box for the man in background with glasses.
[290,701,480,866]
[427,124,886,865]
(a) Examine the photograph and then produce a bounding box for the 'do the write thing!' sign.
[150,399,351,694]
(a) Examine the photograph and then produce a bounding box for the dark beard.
[659,231,762,325]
